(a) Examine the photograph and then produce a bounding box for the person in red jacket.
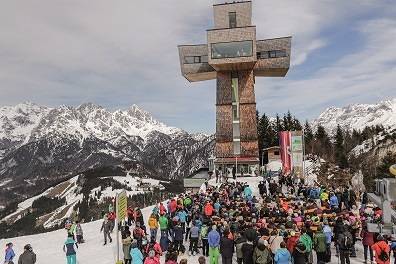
[204,201,214,219]
[145,236,163,258]
[360,225,375,263]
[107,210,116,232]
[159,203,167,215]
[169,199,177,214]
[127,206,134,226]
[372,235,391,264]
[286,230,298,254]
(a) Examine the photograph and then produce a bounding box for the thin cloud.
[0,0,395,133]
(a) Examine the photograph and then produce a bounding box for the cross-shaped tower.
[178,1,291,173]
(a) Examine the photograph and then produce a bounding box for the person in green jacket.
[313,226,327,263]
[159,213,169,236]
[299,227,312,252]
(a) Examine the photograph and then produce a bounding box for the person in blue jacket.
[4,242,15,264]
[63,233,78,264]
[208,225,220,264]
[274,241,291,264]
[130,241,144,264]
[244,185,252,197]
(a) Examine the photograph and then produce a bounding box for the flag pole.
[115,192,120,262]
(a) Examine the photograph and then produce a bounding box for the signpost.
[115,190,127,262]
[183,178,206,188]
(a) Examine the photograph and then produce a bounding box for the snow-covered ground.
[0,176,386,264]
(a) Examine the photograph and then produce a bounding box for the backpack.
[201,226,208,238]
[343,233,353,249]
[310,188,318,198]
[378,245,389,262]
[133,228,142,239]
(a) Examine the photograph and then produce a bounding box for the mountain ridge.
[311,98,396,134]
[0,102,214,205]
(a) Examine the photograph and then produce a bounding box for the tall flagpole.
[115,192,120,262]
[302,129,307,184]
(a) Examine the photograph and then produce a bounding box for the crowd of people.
[4,170,396,264]
[113,172,396,264]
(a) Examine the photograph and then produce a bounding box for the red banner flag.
[280,131,291,174]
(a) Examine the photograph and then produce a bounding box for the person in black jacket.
[333,217,344,256]
[244,223,258,245]
[18,244,36,264]
[241,238,255,264]
[292,241,308,264]
[220,230,234,264]
[337,225,353,264]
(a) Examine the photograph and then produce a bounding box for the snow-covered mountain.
[0,102,215,205]
[312,98,396,134]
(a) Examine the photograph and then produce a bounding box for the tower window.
[257,49,287,59]
[229,12,237,28]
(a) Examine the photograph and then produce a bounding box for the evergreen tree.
[304,120,314,145]
[314,125,332,159]
[282,110,293,131]
[334,124,344,166]
[275,113,283,133]
[292,116,303,131]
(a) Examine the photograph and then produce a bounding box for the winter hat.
[377,235,385,241]
[290,231,295,237]
[348,215,356,221]
[212,225,217,230]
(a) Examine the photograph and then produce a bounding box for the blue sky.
[1,1,396,134]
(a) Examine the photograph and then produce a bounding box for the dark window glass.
[231,71,238,78]
[257,52,269,59]
[276,49,287,57]
[211,41,253,59]
[274,151,280,155]
[201,55,208,63]
[184,56,195,64]
[184,56,208,64]
[269,50,277,58]
[229,12,237,28]
[257,49,287,59]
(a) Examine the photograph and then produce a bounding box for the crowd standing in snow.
[4,169,396,264]
[104,170,396,264]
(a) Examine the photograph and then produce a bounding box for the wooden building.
[178,1,291,172]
